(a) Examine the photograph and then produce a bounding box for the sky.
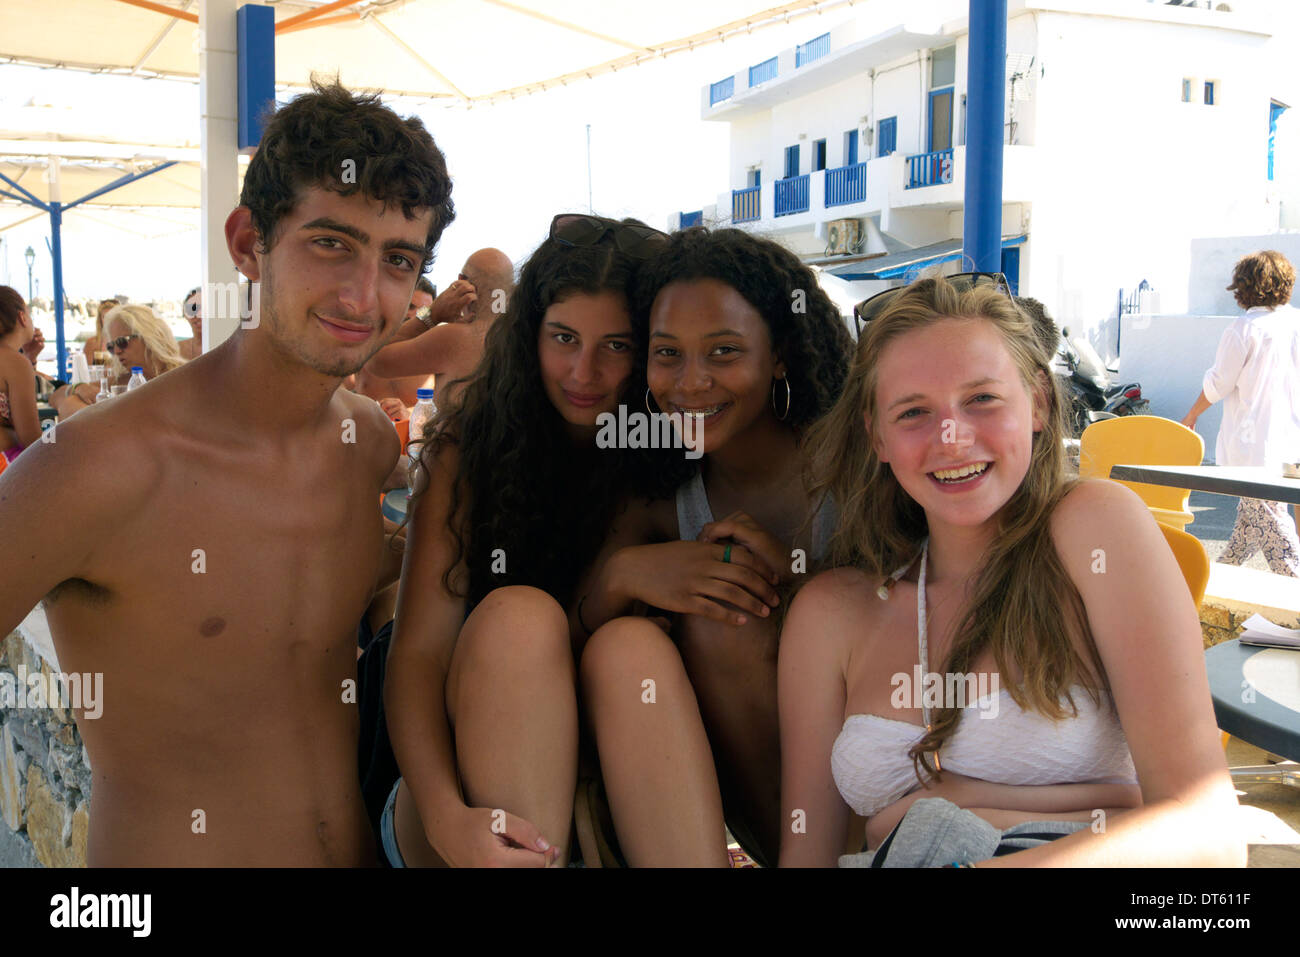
[0,13,825,306]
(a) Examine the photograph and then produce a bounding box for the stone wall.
[1201,603,1254,650]
[0,629,90,868]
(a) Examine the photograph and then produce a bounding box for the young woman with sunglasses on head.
[779,275,1243,867]
[378,214,685,868]
[572,227,853,867]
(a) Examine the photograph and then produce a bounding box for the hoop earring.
[771,376,791,421]
[645,387,658,415]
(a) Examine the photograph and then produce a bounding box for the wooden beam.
[275,0,365,33]
[113,0,199,25]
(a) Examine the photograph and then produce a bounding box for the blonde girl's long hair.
[104,304,186,379]
[801,276,1108,783]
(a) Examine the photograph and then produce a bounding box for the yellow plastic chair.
[1158,523,1209,609]
[1079,416,1204,531]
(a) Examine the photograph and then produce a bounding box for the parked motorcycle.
[1053,329,1151,438]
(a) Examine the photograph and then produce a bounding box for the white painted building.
[674,0,1297,381]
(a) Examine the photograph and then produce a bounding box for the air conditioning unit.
[825,218,862,256]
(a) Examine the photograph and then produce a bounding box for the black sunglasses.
[550,214,670,260]
[853,272,1012,337]
[106,333,140,351]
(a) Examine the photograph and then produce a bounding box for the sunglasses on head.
[106,333,140,352]
[550,214,670,260]
[853,272,1012,337]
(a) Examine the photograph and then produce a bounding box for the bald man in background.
[364,247,514,410]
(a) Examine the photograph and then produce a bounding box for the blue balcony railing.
[796,33,830,68]
[679,210,703,228]
[732,186,761,223]
[774,174,810,217]
[709,76,735,106]
[824,162,866,207]
[906,149,954,189]
[748,57,777,87]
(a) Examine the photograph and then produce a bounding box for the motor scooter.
[1054,329,1150,437]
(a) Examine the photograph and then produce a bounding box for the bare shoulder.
[785,566,877,651]
[1050,478,1151,546]
[333,387,399,474]
[0,395,163,564]
[0,347,32,383]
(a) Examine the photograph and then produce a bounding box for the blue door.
[877,117,896,157]
[784,145,800,179]
[845,130,859,166]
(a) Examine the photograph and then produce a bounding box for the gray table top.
[1110,464,1300,506]
[1205,639,1300,763]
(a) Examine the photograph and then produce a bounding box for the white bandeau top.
[830,541,1137,819]
[831,689,1138,818]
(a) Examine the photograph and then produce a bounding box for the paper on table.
[1239,613,1300,649]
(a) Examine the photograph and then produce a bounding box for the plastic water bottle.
[407,388,437,492]
[93,368,110,403]
[126,366,147,392]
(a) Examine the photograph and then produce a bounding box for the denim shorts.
[380,778,407,868]
[839,797,1088,867]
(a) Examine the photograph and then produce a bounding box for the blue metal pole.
[50,203,66,381]
[963,0,1007,274]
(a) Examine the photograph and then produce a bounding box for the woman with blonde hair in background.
[55,303,186,417]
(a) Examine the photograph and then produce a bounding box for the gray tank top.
[674,469,838,562]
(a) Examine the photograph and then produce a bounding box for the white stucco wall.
[1026,9,1274,343]
[1116,313,1243,462]
[1189,233,1300,315]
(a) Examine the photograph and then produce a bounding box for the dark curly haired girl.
[573,226,853,867]
[380,215,689,868]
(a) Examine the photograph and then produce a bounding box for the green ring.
[723,544,732,564]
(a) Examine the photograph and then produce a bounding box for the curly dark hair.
[239,77,454,272]
[1013,295,1060,365]
[421,222,694,611]
[630,227,852,429]
[1227,250,1296,310]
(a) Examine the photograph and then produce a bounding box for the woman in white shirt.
[1183,250,1300,576]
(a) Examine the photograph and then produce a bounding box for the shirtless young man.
[0,80,454,866]
[363,247,514,410]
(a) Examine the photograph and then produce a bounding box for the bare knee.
[580,617,681,704]
[456,586,571,674]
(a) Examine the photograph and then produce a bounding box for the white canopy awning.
[1,0,850,104]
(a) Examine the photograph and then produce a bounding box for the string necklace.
[916,539,941,772]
